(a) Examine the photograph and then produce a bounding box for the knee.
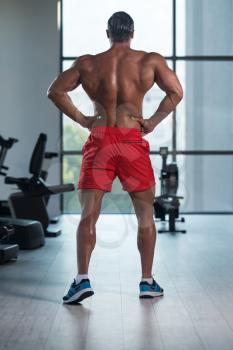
[137,211,154,230]
[138,223,155,237]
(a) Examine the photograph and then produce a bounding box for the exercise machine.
[0,136,59,222]
[0,223,19,264]
[0,135,18,215]
[41,151,60,224]
[0,138,19,259]
[5,133,75,237]
[153,147,186,233]
[0,134,45,249]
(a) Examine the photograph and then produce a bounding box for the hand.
[130,116,155,136]
[79,115,101,131]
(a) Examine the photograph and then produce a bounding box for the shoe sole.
[139,291,164,298]
[63,288,94,304]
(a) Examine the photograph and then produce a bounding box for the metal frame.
[60,0,233,214]
[62,55,233,61]
[172,0,177,162]
[62,150,233,156]
[59,0,64,213]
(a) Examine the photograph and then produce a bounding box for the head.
[107,11,134,44]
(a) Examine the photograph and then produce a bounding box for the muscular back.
[76,48,156,128]
[48,45,182,130]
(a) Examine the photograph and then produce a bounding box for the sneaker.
[63,278,94,304]
[139,278,164,298]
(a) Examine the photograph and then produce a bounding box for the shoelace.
[67,280,80,296]
[71,279,77,287]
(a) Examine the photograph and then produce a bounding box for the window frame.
[60,0,233,214]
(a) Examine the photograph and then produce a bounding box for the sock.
[75,274,89,284]
[141,277,153,285]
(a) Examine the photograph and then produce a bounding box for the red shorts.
[77,126,156,193]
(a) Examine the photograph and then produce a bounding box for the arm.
[149,53,183,129]
[47,58,96,128]
[132,53,183,135]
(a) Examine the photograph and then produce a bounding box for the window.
[61,0,233,214]
[63,0,172,57]
[176,0,233,56]
[176,61,233,151]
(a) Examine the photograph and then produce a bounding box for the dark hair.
[107,11,134,42]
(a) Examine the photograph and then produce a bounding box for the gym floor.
[1,214,233,350]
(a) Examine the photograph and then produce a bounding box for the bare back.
[77,48,156,129]
[48,44,182,133]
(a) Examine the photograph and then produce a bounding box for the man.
[47,11,183,304]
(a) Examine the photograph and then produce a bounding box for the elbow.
[170,89,183,107]
[47,88,60,102]
[168,88,183,109]
[47,88,55,100]
[175,87,183,102]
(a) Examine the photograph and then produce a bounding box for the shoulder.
[140,52,169,74]
[145,52,167,65]
[71,54,95,70]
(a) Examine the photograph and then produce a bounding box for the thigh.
[78,189,105,223]
[129,186,155,226]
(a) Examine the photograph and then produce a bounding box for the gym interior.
[0,0,233,349]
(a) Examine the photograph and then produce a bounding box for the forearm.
[150,92,182,129]
[48,91,85,125]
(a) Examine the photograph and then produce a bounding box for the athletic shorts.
[77,126,156,193]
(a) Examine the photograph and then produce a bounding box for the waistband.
[90,125,142,137]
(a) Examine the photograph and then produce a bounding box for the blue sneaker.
[139,278,164,298]
[63,278,94,304]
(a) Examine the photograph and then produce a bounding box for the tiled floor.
[1,214,233,350]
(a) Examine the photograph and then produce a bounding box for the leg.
[129,186,156,278]
[77,188,105,274]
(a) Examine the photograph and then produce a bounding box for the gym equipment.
[0,217,44,249]
[41,151,60,224]
[41,151,59,181]
[0,139,20,259]
[5,133,75,237]
[0,135,18,215]
[0,224,19,264]
[153,147,186,234]
[0,136,59,221]
[0,135,18,176]
[0,135,45,249]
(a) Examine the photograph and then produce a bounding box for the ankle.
[141,276,153,284]
[142,275,152,279]
[75,273,89,284]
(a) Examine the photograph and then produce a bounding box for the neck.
[110,41,131,49]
